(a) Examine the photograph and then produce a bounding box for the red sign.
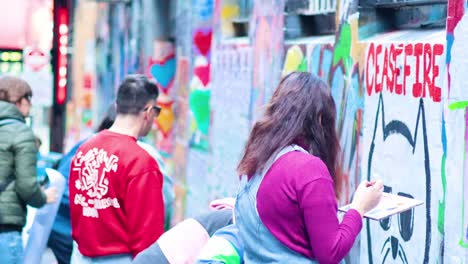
[55,7,68,105]
[24,49,49,72]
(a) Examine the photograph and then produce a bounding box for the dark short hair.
[116,74,159,115]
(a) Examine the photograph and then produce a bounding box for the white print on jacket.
[72,148,120,218]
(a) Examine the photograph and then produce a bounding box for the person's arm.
[126,169,165,257]
[299,178,362,264]
[13,128,46,208]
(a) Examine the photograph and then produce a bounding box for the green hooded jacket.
[0,100,46,228]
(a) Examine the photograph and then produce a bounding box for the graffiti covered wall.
[183,0,215,218]
[250,0,285,123]
[209,42,253,206]
[279,0,467,262]
[183,1,468,261]
[182,0,288,217]
[361,38,446,264]
[208,5,468,263]
[444,0,468,262]
[68,2,468,261]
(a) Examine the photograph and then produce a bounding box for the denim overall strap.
[235,145,318,264]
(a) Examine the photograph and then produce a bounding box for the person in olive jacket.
[0,76,57,263]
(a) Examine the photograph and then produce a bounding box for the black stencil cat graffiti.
[365,93,431,264]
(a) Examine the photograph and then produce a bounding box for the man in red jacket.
[69,74,164,263]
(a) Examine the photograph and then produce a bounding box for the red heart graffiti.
[193,30,212,56]
[194,64,210,87]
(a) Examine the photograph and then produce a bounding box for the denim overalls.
[234,145,318,263]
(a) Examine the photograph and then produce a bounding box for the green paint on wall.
[297,58,308,72]
[449,101,468,110]
[333,23,352,67]
[438,155,446,234]
[189,89,211,135]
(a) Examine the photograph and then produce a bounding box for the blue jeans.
[71,241,132,264]
[0,231,23,264]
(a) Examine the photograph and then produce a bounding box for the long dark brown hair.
[237,72,343,197]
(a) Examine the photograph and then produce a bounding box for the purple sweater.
[256,151,362,263]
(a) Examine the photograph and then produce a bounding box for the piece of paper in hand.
[23,168,65,264]
[338,192,424,221]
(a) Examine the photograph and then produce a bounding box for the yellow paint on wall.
[349,14,366,67]
[282,45,304,76]
[156,106,175,136]
[221,4,239,20]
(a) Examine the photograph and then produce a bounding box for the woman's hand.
[350,179,383,217]
[44,187,58,204]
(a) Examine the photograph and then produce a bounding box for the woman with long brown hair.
[234,72,383,263]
